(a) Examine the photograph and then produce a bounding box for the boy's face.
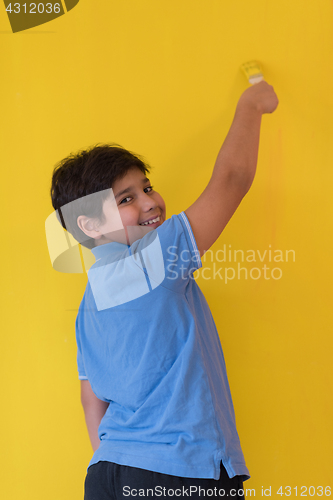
[95,167,166,246]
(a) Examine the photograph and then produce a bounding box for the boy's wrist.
[236,95,264,117]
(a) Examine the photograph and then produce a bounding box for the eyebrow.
[115,177,150,200]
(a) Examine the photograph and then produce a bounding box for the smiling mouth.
[139,215,161,226]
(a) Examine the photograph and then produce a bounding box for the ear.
[77,215,103,240]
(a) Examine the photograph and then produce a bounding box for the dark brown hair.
[50,143,151,248]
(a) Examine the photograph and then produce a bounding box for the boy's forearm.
[80,379,109,452]
[83,401,109,452]
[211,101,263,193]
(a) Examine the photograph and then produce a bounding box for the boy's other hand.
[237,81,279,115]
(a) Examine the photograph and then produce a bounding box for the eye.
[145,185,154,193]
[119,196,131,204]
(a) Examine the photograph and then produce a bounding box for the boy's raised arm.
[185,81,279,257]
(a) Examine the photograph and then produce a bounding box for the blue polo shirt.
[75,212,250,480]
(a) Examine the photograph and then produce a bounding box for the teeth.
[140,216,160,226]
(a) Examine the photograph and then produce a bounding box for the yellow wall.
[1,1,332,498]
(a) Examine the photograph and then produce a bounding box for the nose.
[141,192,158,211]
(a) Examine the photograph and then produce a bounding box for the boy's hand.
[237,81,279,115]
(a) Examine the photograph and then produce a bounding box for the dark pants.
[84,460,245,500]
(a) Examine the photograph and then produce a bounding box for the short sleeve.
[158,212,202,279]
[75,314,88,380]
[129,211,202,291]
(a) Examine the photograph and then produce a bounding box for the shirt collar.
[91,241,130,260]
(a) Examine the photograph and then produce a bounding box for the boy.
[50,81,278,499]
